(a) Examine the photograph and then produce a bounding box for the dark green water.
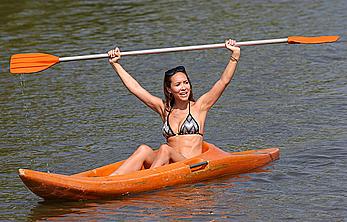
[1,0,346,221]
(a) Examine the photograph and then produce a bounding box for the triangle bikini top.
[162,102,203,139]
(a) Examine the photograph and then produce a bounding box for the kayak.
[18,141,279,201]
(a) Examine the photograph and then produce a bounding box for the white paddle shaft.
[59,38,288,62]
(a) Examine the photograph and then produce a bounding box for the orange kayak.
[18,142,279,201]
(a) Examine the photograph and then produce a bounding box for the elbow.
[220,78,231,87]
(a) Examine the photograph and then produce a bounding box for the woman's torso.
[167,135,203,158]
[161,101,207,158]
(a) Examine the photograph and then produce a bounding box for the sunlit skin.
[108,39,240,175]
[164,72,204,158]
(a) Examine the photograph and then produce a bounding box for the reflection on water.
[28,175,238,221]
[28,168,272,221]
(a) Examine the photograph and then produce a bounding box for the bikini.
[162,102,203,139]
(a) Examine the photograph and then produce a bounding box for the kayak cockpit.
[71,141,218,178]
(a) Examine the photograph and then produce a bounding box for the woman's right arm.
[108,48,165,116]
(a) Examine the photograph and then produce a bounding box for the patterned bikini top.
[162,102,203,139]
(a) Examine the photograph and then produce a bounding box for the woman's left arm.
[198,39,240,111]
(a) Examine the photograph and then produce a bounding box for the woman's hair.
[163,66,195,111]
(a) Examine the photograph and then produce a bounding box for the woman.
[108,39,240,175]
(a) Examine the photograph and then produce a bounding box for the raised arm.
[108,48,165,116]
[198,39,241,111]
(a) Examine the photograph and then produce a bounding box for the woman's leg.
[111,144,156,175]
[150,144,186,169]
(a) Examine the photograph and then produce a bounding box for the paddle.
[10,35,339,74]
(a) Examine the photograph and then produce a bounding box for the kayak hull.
[18,142,279,201]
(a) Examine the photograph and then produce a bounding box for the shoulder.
[190,99,204,113]
[194,93,216,113]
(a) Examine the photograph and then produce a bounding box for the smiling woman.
[162,66,202,139]
[107,39,240,175]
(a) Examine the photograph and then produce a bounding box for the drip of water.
[19,74,25,95]
[18,74,32,142]
[19,74,29,117]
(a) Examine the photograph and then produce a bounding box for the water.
[1,0,346,221]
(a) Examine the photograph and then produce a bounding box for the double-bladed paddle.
[9,35,339,74]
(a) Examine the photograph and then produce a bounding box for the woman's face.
[168,72,191,101]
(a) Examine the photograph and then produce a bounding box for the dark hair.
[163,66,195,111]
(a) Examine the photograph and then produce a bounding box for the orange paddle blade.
[10,53,59,74]
[288,35,340,44]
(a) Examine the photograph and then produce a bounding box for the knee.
[135,144,153,155]
[157,144,171,155]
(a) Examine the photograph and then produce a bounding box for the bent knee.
[135,144,154,154]
[158,144,173,154]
